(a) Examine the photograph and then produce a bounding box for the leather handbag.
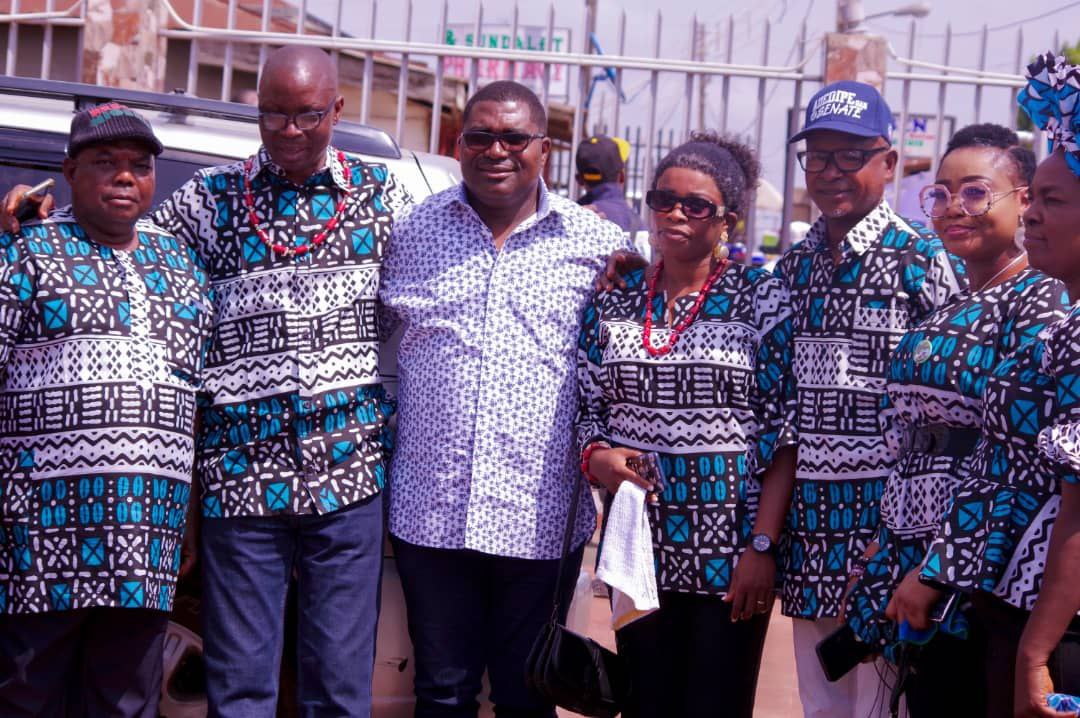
[523,469,628,717]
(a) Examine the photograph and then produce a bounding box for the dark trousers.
[0,607,167,718]
[390,536,584,718]
[615,591,770,718]
[902,626,987,717]
[200,494,384,718]
[973,592,1080,718]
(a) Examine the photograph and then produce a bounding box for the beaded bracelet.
[580,441,612,487]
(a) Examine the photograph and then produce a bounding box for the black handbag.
[523,469,628,717]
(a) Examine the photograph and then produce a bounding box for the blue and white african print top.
[774,200,965,619]
[0,208,212,614]
[845,269,1067,647]
[153,146,410,519]
[380,183,630,560]
[922,304,1080,611]
[577,265,797,595]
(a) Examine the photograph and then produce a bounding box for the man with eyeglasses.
[774,80,965,718]
[378,80,629,717]
[0,46,411,716]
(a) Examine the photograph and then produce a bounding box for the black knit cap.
[67,102,164,158]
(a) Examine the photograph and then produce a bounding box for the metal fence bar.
[746,19,770,252]
[256,0,270,84]
[1009,27,1023,131]
[428,0,448,155]
[568,1,592,200]
[360,0,376,124]
[640,10,662,221]
[221,0,237,101]
[295,0,306,34]
[469,2,483,96]
[185,0,203,94]
[720,16,734,132]
[682,15,696,142]
[974,24,988,122]
[40,0,53,79]
[929,23,951,181]
[541,3,553,109]
[331,0,343,74]
[394,0,412,146]
[5,0,18,76]
[612,9,625,138]
[779,21,807,254]
[507,3,518,81]
[892,20,916,209]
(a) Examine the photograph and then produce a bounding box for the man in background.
[575,134,642,235]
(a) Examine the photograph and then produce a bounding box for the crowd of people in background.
[0,37,1079,718]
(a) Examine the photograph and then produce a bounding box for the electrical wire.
[865,0,1080,38]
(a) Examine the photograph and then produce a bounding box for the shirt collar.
[581,182,623,202]
[249,145,350,191]
[802,199,896,256]
[451,177,557,231]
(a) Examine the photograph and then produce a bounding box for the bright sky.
[309,0,1079,189]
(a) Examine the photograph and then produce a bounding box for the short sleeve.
[903,232,966,324]
[749,277,797,473]
[1037,309,1080,479]
[150,172,218,258]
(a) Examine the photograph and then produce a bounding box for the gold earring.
[713,242,729,261]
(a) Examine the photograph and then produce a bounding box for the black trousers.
[973,592,1080,718]
[391,537,583,718]
[901,624,988,718]
[615,591,770,718]
[0,607,167,718]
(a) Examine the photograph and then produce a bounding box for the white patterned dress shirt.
[380,182,631,560]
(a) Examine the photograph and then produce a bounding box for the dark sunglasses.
[796,146,889,173]
[460,130,545,152]
[645,189,723,220]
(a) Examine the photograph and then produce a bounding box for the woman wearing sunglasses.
[840,122,1067,716]
[576,132,797,718]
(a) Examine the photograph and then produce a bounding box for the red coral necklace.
[242,151,351,258]
[642,258,729,356]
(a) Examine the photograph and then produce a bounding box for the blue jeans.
[391,537,583,718]
[200,494,384,718]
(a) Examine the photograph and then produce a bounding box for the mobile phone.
[624,451,667,491]
[14,178,54,222]
[815,624,875,682]
[929,591,958,623]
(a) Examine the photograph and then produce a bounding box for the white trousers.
[791,616,907,718]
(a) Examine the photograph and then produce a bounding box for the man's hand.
[588,446,652,497]
[725,550,776,621]
[595,249,648,292]
[1,184,53,234]
[1014,654,1069,718]
[884,569,941,631]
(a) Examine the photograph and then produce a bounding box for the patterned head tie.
[1017,51,1080,178]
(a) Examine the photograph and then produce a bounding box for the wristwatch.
[750,533,777,557]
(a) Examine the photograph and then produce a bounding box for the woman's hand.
[594,249,648,292]
[588,446,653,496]
[884,569,941,631]
[1014,652,1068,718]
[725,549,777,621]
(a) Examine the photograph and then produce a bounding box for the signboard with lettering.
[893,114,956,159]
[443,24,572,101]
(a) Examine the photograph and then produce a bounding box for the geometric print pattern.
[845,269,1067,646]
[0,209,212,614]
[380,183,630,560]
[576,264,797,595]
[151,146,409,518]
[773,201,965,618]
[921,305,1080,611]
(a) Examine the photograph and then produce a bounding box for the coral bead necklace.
[642,257,729,356]
[242,151,352,258]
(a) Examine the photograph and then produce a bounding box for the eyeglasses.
[258,103,335,132]
[796,147,889,173]
[460,130,545,153]
[918,181,1027,219]
[644,189,723,220]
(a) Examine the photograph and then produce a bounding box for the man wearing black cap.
[774,80,965,717]
[575,134,642,234]
[0,103,212,717]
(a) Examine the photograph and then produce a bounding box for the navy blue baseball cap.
[789,81,894,144]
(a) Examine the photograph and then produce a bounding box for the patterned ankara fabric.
[921,305,1080,611]
[152,146,410,519]
[380,182,630,560]
[844,269,1068,648]
[1018,52,1080,178]
[0,209,212,615]
[773,200,965,619]
[577,265,797,595]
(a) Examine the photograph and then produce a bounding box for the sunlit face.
[650,167,734,265]
[1023,150,1080,287]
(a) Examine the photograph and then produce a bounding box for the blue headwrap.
[1017,51,1080,178]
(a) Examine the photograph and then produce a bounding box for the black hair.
[462,81,547,131]
[943,123,1036,185]
[651,130,761,217]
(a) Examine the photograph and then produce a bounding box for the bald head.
[259,46,338,97]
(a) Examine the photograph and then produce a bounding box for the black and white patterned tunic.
[0,209,212,614]
[380,183,630,560]
[921,305,1080,611]
[152,146,410,519]
[577,265,797,594]
[845,269,1067,647]
[773,201,965,619]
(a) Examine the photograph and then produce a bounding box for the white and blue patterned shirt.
[380,182,630,560]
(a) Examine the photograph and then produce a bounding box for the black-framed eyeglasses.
[460,130,545,153]
[796,146,889,173]
[645,189,723,220]
[919,181,1027,219]
[258,102,335,132]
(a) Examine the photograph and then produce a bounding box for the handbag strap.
[550,467,587,620]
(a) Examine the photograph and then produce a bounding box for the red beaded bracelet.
[580,441,611,487]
